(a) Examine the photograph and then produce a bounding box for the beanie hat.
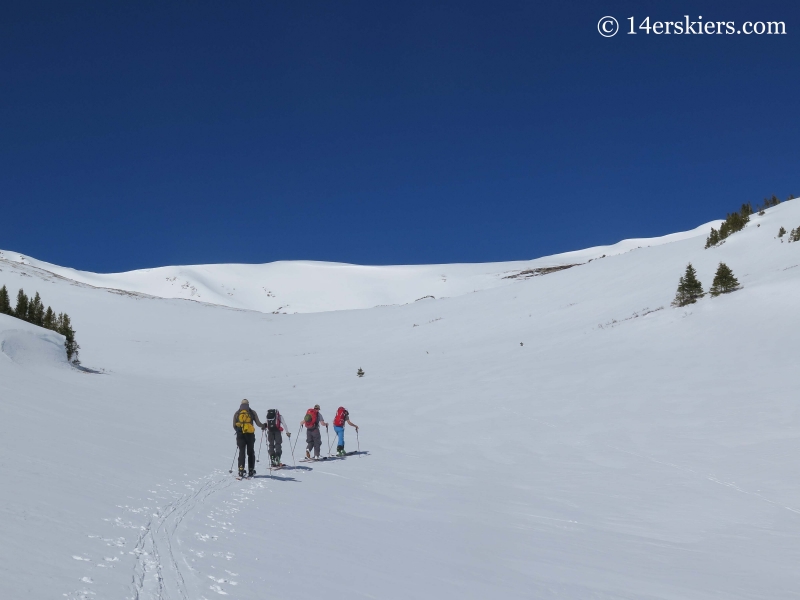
[314,404,320,410]
[241,399,249,405]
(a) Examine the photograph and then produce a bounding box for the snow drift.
[0,316,69,370]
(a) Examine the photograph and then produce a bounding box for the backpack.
[237,409,255,434]
[303,408,318,429]
[333,407,349,427]
[266,409,280,430]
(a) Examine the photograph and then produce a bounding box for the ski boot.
[305,450,311,459]
[248,469,256,478]
[337,445,346,456]
[238,468,245,478]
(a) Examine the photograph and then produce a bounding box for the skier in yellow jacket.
[232,399,266,478]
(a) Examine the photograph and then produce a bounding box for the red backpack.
[333,407,349,427]
[303,408,318,428]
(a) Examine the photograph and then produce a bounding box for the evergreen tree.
[791,227,800,243]
[14,289,29,321]
[43,306,56,330]
[57,312,80,363]
[672,263,704,307]
[28,292,45,326]
[705,227,720,248]
[771,195,780,207]
[789,194,796,201]
[709,263,740,297]
[778,226,786,238]
[0,285,11,315]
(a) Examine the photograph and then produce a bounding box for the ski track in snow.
[66,472,249,600]
[64,460,330,600]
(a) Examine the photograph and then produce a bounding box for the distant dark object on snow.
[357,368,365,378]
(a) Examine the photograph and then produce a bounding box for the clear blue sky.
[1,1,798,272]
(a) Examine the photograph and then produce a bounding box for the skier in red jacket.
[333,406,358,456]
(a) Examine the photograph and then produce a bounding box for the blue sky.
[1,1,798,272]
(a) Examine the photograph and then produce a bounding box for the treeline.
[757,194,788,214]
[0,285,80,363]
[705,193,796,248]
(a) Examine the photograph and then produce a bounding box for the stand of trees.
[0,285,80,363]
[706,194,797,247]
[705,203,752,248]
[672,262,740,307]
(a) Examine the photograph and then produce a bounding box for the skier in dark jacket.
[233,399,265,478]
[264,408,291,467]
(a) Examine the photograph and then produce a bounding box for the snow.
[1,203,799,599]
[0,220,717,314]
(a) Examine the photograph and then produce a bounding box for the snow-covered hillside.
[0,221,715,314]
[1,202,800,600]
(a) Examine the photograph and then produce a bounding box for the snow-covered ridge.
[0,221,717,314]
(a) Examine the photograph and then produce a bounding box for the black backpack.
[266,409,278,429]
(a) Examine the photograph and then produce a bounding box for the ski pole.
[356,428,360,456]
[256,428,265,463]
[292,425,302,455]
[228,443,238,473]
[288,430,297,466]
[327,428,335,455]
[326,425,331,456]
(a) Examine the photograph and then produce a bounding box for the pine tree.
[771,195,780,207]
[0,285,11,315]
[671,263,704,307]
[705,227,720,248]
[791,227,800,243]
[778,226,786,238]
[57,312,80,363]
[14,289,29,321]
[43,306,56,330]
[709,263,740,297]
[789,194,796,201]
[28,292,45,326]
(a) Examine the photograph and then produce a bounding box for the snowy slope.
[0,221,716,314]
[1,202,799,600]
